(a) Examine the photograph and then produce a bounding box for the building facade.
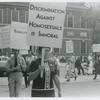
[0,2,28,26]
[0,2,92,56]
[59,3,92,56]
[0,2,29,55]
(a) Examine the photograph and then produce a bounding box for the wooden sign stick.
[41,48,45,78]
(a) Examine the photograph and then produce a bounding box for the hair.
[38,47,42,54]
[12,49,19,54]
[28,50,32,54]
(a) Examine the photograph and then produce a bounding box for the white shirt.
[26,55,35,66]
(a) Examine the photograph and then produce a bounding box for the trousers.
[8,72,23,97]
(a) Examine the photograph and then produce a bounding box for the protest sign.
[10,21,29,50]
[0,25,10,48]
[66,40,74,53]
[0,22,29,50]
[27,2,66,48]
[92,44,100,52]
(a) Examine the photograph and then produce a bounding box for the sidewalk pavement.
[60,74,100,83]
[0,75,99,86]
[0,75,100,97]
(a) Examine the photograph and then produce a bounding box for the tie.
[14,57,18,67]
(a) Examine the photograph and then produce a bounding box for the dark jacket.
[94,60,100,74]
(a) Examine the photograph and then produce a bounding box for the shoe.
[66,79,70,82]
[74,76,77,80]
[93,77,96,80]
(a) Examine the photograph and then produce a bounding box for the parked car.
[0,56,9,77]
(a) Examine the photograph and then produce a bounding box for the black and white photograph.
[0,0,100,98]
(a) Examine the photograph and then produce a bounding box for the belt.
[32,88,54,91]
[10,71,22,73]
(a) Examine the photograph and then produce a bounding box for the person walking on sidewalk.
[6,49,26,97]
[28,47,61,97]
[93,55,100,80]
[75,56,84,75]
[65,56,77,82]
[87,53,94,75]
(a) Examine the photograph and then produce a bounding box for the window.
[80,16,87,28]
[12,9,18,22]
[80,32,87,37]
[67,15,74,28]
[8,8,12,24]
[25,11,29,23]
[0,9,2,24]
[67,31,74,36]
[81,40,86,54]
[3,8,8,24]
[54,48,59,54]
[19,10,25,23]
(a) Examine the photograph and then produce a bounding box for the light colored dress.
[88,56,93,74]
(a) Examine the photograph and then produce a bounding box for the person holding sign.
[6,49,26,97]
[28,47,61,97]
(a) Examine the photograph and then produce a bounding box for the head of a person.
[98,55,100,61]
[89,53,92,56]
[28,50,32,56]
[44,47,53,60]
[12,49,19,58]
[37,47,42,58]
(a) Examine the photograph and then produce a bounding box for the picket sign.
[92,44,100,52]
[0,21,29,54]
[27,2,66,78]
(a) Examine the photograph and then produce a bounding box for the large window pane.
[81,40,86,54]
[68,15,73,28]
[19,10,25,23]
[25,11,28,23]
[54,48,59,54]
[81,16,87,28]
[3,8,8,24]
[8,8,11,24]
[12,10,18,22]
[0,9,2,23]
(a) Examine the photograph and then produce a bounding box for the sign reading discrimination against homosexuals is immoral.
[27,2,66,48]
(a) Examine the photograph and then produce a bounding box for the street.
[0,75,100,97]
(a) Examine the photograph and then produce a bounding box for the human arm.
[53,74,61,97]
[18,56,27,72]
[28,64,45,80]
[6,59,21,72]
[28,68,41,81]
[9,56,26,72]
[28,58,45,81]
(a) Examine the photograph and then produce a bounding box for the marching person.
[28,47,61,97]
[65,56,77,82]
[87,53,94,75]
[6,49,26,97]
[25,50,35,88]
[93,55,100,80]
[75,56,84,75]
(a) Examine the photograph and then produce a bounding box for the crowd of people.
[64,53,100,82]
[5,47,61,97]
[2,47,100,97]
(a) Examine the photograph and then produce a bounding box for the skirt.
[31,88,55,97]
